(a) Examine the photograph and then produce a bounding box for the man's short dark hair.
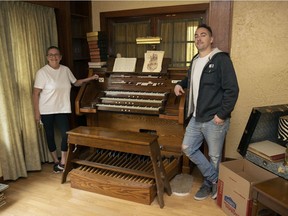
[197,24,213,36]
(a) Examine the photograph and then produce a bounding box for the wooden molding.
[209,1,233,53]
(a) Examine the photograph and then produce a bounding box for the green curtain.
[0,2,58,180]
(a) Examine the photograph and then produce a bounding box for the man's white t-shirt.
[34,64,77,114]
[192,54,210,117]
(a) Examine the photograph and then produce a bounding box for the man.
[174,24,239,200]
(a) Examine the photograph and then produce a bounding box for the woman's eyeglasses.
[47,53,61,58]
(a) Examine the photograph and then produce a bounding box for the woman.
[33,46,98,173]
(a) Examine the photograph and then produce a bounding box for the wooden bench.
[62,126,172,208]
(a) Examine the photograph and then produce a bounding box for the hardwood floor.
[1,163,226,216]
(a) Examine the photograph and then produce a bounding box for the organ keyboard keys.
[104,90,167,97]
[100,97,164,104]
[90,89,169,115]
[96,103,161,114]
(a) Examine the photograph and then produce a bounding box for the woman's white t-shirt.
[34,64,77,114]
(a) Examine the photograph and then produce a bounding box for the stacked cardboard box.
[86,31,108,68]
[0,183,9,207]
[217,159,277,216]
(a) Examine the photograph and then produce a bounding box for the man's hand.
[214,115,225,125]
[174,84,185,96]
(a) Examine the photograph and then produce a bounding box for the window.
[101,4,208,67]
[159,18,202,67]
[113,21,151,58]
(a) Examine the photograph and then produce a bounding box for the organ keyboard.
[96,103,161,115]
[100,97,164,104]
[96,90,167,115]
[104,90,167,97]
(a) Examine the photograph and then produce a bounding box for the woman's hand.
[90,73,99,80]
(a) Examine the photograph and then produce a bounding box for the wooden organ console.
[65,58,188,207]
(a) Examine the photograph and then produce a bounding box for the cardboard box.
[217,159,277,216]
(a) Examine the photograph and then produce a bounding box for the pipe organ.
[65,58,188,206]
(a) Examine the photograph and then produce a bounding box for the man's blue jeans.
[182,117,230,187]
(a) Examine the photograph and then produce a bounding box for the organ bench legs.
[149,140,172,207]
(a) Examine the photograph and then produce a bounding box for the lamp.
[136,36,162,50]
[278,115,288,166]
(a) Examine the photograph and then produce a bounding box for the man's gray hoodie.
[177,48,239,122]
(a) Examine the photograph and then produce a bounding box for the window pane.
[127,25,136,43]
[127,44,136,57]
[186,42,197,65]
[186,21,199,66]
[114,24,126,43]
[113,21,150,58]
[174,22,186,42]
[159,18,200,67]
[173,43,186,62]
[115,44,126,57]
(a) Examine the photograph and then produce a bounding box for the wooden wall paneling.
[209,0,233,53]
